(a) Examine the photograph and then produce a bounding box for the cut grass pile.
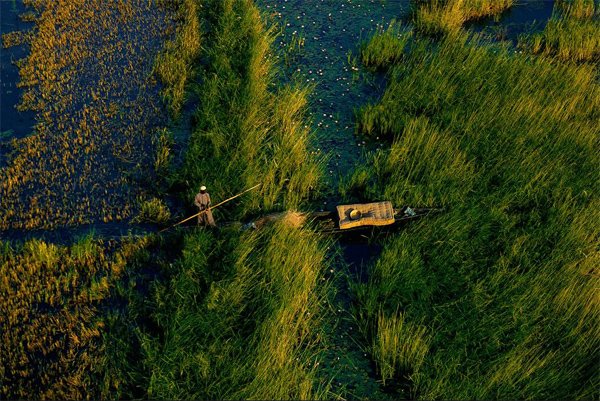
[413,0,514,36]
[0,0,176,230]
[346,29,600,399]
[521,0,600,63]
[176,0,322,218]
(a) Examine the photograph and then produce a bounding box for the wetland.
[1,0,599,400]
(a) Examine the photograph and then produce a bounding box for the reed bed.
[555,0,598,19]
[0,235,150,399]
[130,223,330,400]
[413,0,514,36]
[0,0,178,231]
[109,4,331,398]
[360,21,413,70]
[154,0,201,117]
[372,310,430,386]
[177,0,322,219]
[522,0,600,63]
[347,30,599,399]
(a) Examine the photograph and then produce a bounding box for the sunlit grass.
[360,21,413,70]
[347,28,600,399]
[521,0,600,63]
[555,0,598,19]
[132,197,171,225]
[0,0,176,230]
[155,0,201,118]
[0,235,150,399]
[414,0,514,36]
[178,0,322,219]
[134,223,330,400]
[372,310,430,387]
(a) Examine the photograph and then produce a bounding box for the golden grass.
[523,0,600,63]
[360,21,413,70]
[372,310,430,386]
[0,0,177,230]
[155,0,201,117]
[0,236,150,399]
[180,0,322,218]
[349,30,599,399]
[132,197,171,224]
[414,0,514,36]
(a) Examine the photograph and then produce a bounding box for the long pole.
[159,183,262,233]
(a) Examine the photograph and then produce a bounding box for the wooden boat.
[309,202,443,233]
[244,201,443,234]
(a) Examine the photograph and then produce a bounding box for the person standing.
[194,185,216,227]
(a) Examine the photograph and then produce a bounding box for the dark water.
[258,0,412,188]
[466,0,555,43]
[0,0,35,141]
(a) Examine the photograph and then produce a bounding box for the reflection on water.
[0,0,35,141]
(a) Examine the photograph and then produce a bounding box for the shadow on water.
[465,0,555,43]
[0,221,157,245]
[0,0,35,143]
[340,235,383,283]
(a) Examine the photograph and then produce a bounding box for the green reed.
[346,29,599,399]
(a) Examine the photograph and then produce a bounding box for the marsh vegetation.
[349,4,599,397]
[0,0,175,231]
[1,0,598,400]
[413,0,515,36]
[522,0,600,62]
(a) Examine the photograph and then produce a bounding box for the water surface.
[0,0,35,143]
[466,0,555,43]
[258,0,411,187]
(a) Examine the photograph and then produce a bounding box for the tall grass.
[360,21,413,70]
[0,235,150,399]
[123,3,331,398]
[372,310,430,387]
[555,0,598,19]
[95,1,331,399]
[178,0,322,218]
[522,0,600,63]
[134,223,330,400]
[347,30,600,399]
[155,0,201,118]
[414,0,514,36]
